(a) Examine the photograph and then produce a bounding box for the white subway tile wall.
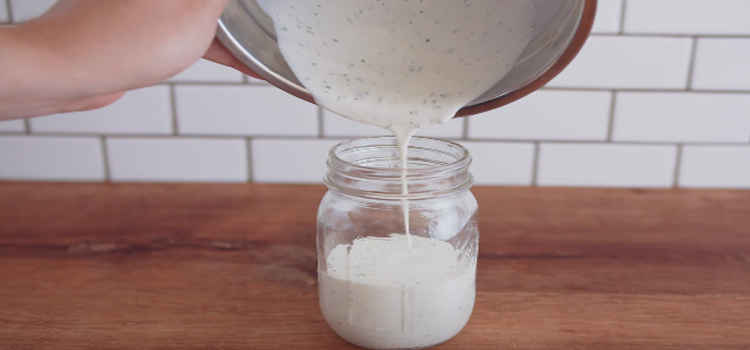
[624,0,750,35]
[30,86,173,135]
[2,0,750,189]
[680,145,750,189]
[538,143,678,188]
[0,136,104,181]
[613,92,750,143]
[469,90,611,141]
[252,139,343,184]
[0,0,8,23]
[0,120,25,133]
[460,142,536,186]
[590,0,622,34]
[8,0,55,22]
[175,85,318,136]
[546,36,693,89]
[107,137,248,183]
[692,38,750,91]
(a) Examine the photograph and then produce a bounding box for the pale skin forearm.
[0,0,257,120]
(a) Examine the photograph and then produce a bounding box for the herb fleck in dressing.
[257,0,541,150]
[257,0,540,348]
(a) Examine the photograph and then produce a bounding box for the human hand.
[0,0,260,120]
[204,38,262,79]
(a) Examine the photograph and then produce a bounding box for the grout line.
[168,81,253,87]
[1,132,318,140]
[672,144,683,188]
[246,138,254,183]
[168,84,179,136]
[23,118,31,134]
[591,33,750,39]
[606,92,618,141]
[618,0,628,34]
[542,86,750,94]
[453,139,747,147]
[3,132,749,148]
[317,107,325,138]
[531,142,541,187]
[5,0,14,23]
[590,32,750,39]
[6,132,750,147]
[685,36,699,91]
[169,80,750,93]
[461,117,470,140]
[100,136,112,182]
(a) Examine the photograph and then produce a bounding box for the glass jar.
[317,136,479,350]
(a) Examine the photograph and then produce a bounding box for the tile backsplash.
[30,86,174,135]
[2,0,750,189]
[106,137,249,183]
[0,1,7,23]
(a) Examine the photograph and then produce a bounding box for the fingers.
[62,92,128,113]
[203,38,265,80]
[48,91,127,116]
[0,91,126,119]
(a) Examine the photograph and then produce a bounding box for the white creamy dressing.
[258,0,541,161]
[319,234,476,349]
[257,0,541,347]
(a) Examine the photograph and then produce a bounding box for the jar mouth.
[325,136,473,199]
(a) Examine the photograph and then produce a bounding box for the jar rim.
[329,136,471,178]
[325,136,473,200]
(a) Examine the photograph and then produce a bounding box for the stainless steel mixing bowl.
[217,0,597,117]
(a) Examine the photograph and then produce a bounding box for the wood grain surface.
[0,183,749,349]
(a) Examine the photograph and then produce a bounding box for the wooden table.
[0,183,749,349]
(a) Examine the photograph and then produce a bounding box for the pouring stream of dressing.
[257,1,544,346]
[257,0,541,241]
